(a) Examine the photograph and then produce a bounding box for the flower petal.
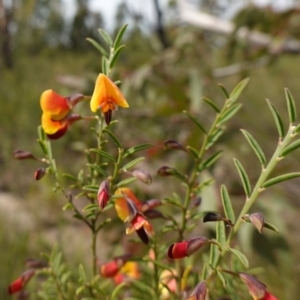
[40,90,70,121]
[41,113,68,135]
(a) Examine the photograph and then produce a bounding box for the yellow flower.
[90,74,129,124]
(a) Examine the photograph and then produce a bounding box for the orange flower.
[41,113,82,139]
[114,188,153,244]
[90,74,129,124]
[113,261,140,285]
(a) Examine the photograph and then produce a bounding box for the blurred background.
[1,0,300,299]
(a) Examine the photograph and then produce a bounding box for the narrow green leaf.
[233,158,251,196]
[206,128,224,149]
[52,252,62,273]
[229,78,250,104]
[217,103,242,125]
[123,144,152,157]
[122,157,145,170]
[220,185,235,223]
[78,264,87,283]
[116,177,137,187]
[98,28,113,46]
[82,185,99,193]
[82,204,99,213]
[218,83,230,99]
[216,221,226,247]
[183,110,207,134]
[202,97,220,113]
[200,150,223,170]
[62,173,78,182]
[37,139,48,155]
[113,24,128,49]
[109,45,126,69]
[103,128,122,148]
[86,38,108,57]
[89,148,115,162]
[209,242,220,268]
[216,270,227,287]
[240,129,266,166]
[281,139,300,157]
[102,56,109,75]
[266,99,285,138]
[285,88,297,124]
[201,262,209,280]
[263,222,279,233]
[294,123,300,133]
[263,172,300,188]
[186,146,199,159]
[86,163,108,177]
[228,247,249,268]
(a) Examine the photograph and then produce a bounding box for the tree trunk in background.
[0,0,13,69]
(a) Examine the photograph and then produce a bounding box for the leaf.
[200,150,223,170]
[86,163,108,177]
[103,128,122,148]
[285,88,297,124]
[233,158,251,197]
[123,144,152,157]
[220,185,235,223]
[78,264,87,283]
[216,221,226,247]
[263,172,300,188]
[82,204,99,213]
[263,221,279,233]
[82,185,99,193]
[281,139,300,157]
[228,247,249,268]
[217,103,242,125]
[229,78,250,104]
[109,45,126,69]
[122,157,145,170]
[240,129,266,166]
[218,83,230,99]
[98,28,113,45]
[62,173,78,182]
[86,38,108,57]
[89,148,115,162]
[113,24,128,49]
[102,58,110,76]
[209,241,220,268]
[202,97,220,113]
[186,146,199,159]
[206,128,224,149]
[216,270,227,287]
[183,110,207,134]
[266,99,285,138]
[116,177,137,187]
[294,123,300,133]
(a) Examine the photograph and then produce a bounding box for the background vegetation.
[2,0,300,299]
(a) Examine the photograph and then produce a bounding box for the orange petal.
[90,74,129,113]
[41,113,68,135]
[40,90,70,121]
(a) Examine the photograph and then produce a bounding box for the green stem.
[92,223,97,276]
[215,124,296,266]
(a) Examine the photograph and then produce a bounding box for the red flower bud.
[99,254,131,278]
[164,139,186,151]
[157,166,176,176]
[239,273,266,299]
[168,236,209,259]
[97,180,110,210]
[141,199,161,212]
[8,270,35,294]
[34,168,46,180]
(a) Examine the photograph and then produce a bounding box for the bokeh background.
[1,0,300,299]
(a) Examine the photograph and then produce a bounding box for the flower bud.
[8,270,35,294]
[13,150,35,160]
[164,139,186,151]
[132,169,152,185]
[141,199,161,212]
[25,258,47,269]
[97,180,110,210]
[157,166,176,176]
[239,273,266,299]
[186,281,207,300]
[249,212,265,234]
[34,168,46,180]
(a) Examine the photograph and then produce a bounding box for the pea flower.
[97,180,110,210]
[90,74,129,125]
[40,90,83,121]
[113,261,140,285]
[185,281,207,300]
[114,187,153,244]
